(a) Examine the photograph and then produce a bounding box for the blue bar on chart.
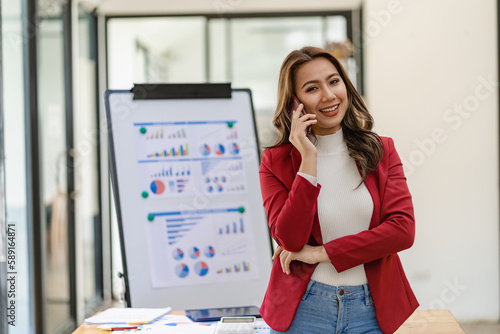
[216,261,250,274]
[165,217,201,245]
[151,165,174,178]
[147,143,189,158]
[219,218,245,235]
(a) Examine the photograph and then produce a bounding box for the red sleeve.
[259,149,321,252]
[324,137,415,272]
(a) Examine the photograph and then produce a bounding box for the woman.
[259,46,418,334]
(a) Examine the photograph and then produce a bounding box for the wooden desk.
[73,309,465,333]
[394,309,465,333]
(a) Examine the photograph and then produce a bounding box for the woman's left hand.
[272,245,329,275]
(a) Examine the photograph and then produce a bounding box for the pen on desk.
[100,325,141,331]
[115,326,141,330]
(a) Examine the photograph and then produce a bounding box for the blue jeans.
[270,280,383,334]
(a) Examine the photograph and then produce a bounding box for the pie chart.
[175,263,189,278]
[150,180,165,195]
[215,144,225,156]
[230,143,240,155]
[204,246,215,258]
[189,246,200,259]
[200,144,211,156]
[195,261,209,276]
[172,248,184,260]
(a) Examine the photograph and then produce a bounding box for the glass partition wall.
[76,4,102,318]
[1,0,104,332]
[37,2,74,331]
[2,0,32,332]
[37,1,104,332]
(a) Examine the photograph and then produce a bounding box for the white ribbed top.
[306,129,373,286]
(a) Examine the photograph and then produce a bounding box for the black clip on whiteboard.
[106,83,272,309]
[131,83,232,100]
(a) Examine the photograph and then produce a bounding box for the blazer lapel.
[356,162,380,230]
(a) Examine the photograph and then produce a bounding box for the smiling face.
[294,57,348,136]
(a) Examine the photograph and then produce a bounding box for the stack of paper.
[84,307,172,325]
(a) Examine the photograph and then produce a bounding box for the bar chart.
[136,123,191,161]
[147,143,189,158]
[143,126,187,140]
[216,261,251,274]
[218,218,245,235]
[165,217,202,246]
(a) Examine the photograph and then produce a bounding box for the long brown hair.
[267,46,383,184]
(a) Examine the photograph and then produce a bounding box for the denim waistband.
[304,280,372,305]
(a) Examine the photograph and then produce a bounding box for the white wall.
[364,0,499,322]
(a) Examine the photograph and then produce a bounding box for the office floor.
[460,322,500,333]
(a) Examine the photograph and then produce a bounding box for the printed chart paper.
[135,121,247,199]
[145,205,259,288]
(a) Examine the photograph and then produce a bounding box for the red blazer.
[258,136,419,334]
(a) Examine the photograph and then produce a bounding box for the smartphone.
[288,96,311,137]
[185,306,261,322]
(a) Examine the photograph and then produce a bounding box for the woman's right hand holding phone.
[289,104,318,177]
[289,104,317,157]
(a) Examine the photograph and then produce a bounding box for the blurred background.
[1,0,498,333]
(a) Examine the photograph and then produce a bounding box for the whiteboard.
[105,88,272,310]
